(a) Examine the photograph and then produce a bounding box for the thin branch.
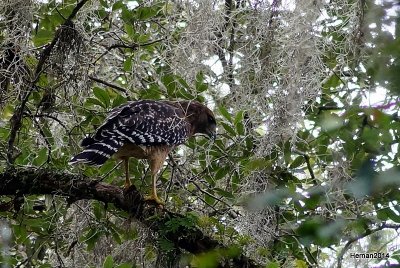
[94,38,164,63]
[88,75,130,97]
[107,39,164,50]
[33,118,52,164]
[99,160,123,181]
[23,110,52,164]
[293,149,317,185]
[190,179,233,209]
[34,114,68,130]
[55,7,67,21]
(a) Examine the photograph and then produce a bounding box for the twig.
[88,75,130,98]
[99,160,123,182]
[190,179,232,209]
[107,39,164,50]
[185,187,221,215]
[55,7,67,21]
[293,149,317,185]
[94,38,164,63]
[34,114,68,130]
[23,110,52,164]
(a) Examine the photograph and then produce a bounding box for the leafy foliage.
[0,0,400,267]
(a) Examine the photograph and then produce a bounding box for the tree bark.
[0,168,260,268]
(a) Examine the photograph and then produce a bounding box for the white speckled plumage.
[69,100,192,165]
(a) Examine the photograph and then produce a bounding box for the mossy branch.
[0,168,260,268]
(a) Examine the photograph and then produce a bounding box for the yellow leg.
[123,158,131,189]
[144,153,168,206]
[144,173,165,206]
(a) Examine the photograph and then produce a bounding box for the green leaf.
[322,75,340,90]
[218,106,232,122]
[33,29,53,47]
[304,193,322,210]
[158,238,175,253]
[121,7,134,23]
[290,156,305,169]
[103,255,114,268]
[297,218,324,246]
[283,141,291,166]
[377,207,400,222]
[86,97,106,108]
[203,174,216,187]
[319,112,343,132]
[244,158,272,173]
[99,0,108,8]
[112,94,127,108]
[161,74,178,96]
[214,188,234,199]
[195,71,208,92]
[220,122,236,136]
[123,56,132,71]
[234,111,244,126]
[204,192,217,205]
[248,188,291,209]
[176,75,190,89]
[93,87,110,108]
[112,1,125,11]
[177,87,195,100]
[215,167,229,181]
[80,228,103,251]
[234,111,245,136]
[41,125,54,146]
[231,172,240,191]
[191,251,220,268]
[295,259,308,268]
[265,262,280,268]
[136,6,159,20]
[109,224,122,244]
[92,202,105,220]
[33,147,48,166]
[116,264,133,268]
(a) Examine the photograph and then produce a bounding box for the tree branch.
[94,39,164,63]
[88,75,130,98]
[0,168,260,268]
[293,149,317,185]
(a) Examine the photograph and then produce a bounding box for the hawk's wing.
[95,100,190,145]
[69,100,190,165]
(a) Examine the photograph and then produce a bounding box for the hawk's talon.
[144,194,165,207]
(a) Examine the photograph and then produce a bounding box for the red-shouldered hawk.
[69,100,216,205]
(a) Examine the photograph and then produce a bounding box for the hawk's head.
[180,101,216,140]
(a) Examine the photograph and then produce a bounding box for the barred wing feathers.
[69,100,190,166]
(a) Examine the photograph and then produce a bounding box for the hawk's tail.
[69,142,120,166]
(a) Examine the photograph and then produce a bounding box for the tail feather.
[81,136,95,147]
[69,141,120,166]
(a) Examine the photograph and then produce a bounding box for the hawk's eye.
[208,115,215,123]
